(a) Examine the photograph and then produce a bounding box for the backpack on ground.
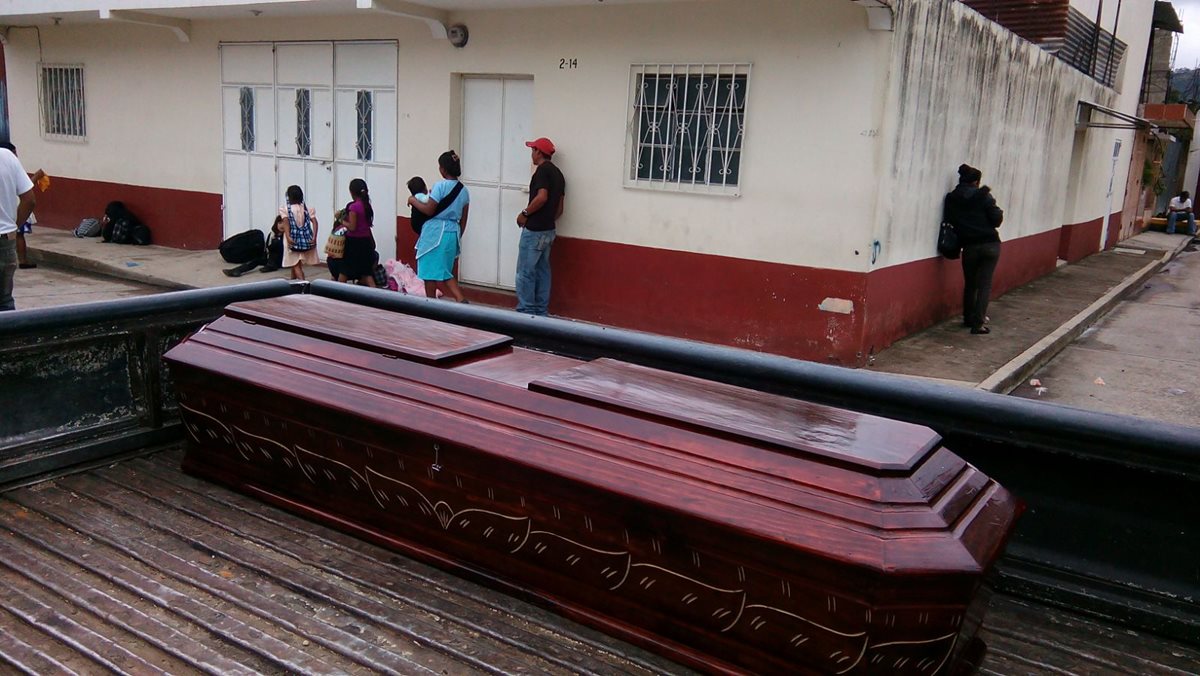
[109,217,133,244]
[131,222,152,246]
[219,229,266,264]
[102,201,139,244]
[74,218,102,238]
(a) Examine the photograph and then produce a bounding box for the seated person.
[1166,191,1197,236]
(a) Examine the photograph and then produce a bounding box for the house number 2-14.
[559,58,578,70]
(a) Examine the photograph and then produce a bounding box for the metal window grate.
[239,87,255,152]
[295,89,311,157]
[356,90,373,161]
[628,64,751,193]
[38,64,86,139]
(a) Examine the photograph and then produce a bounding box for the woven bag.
[324,232,346,259]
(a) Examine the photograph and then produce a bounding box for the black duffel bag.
[219,229,266,264]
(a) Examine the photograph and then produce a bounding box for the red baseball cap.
[526,137,556,156]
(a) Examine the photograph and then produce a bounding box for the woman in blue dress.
[409,151,470,303]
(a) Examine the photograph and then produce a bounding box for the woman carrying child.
[340,178,377,286]
[281,185,319,280]
[408,151,469,303]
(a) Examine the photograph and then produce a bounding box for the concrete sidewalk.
[25,227,293,289]
[867,231,1194,391]
[24,226,1194,390]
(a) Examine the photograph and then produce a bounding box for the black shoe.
[970,326,991,335]
[258,265,279,273]
[18,263,37,269]
[223,269,243,278]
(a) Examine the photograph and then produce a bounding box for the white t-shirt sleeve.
[9,157,33,195]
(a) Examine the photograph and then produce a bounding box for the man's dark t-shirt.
[526,161,565,232]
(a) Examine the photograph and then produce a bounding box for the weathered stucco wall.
[872,0,1123,270]
[3,0,891,272]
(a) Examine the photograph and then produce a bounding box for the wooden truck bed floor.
[1,446,1197,676]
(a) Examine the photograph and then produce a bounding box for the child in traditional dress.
[281,185,319,280]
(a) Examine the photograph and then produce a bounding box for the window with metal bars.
[356,90,373,161]
[239,87,255,152]
[628,64,751,192]
[295,89,311,157]
[38,64,87,139]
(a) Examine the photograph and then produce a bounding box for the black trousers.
[961,241,1001,328]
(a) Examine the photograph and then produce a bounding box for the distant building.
[0,0,1163,364]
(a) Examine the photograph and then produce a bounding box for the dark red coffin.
[163,295,1022,675]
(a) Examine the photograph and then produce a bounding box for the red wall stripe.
[27,179,1111,366]
[1104,210,1123,250]
[1057,210,1122,262]
[1058,216,1103,262]
[862,229,1060,357]
[548,238,867,364]
[31,176,222,249]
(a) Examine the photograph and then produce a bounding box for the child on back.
[407,177,431,234]
[281,185,319,280]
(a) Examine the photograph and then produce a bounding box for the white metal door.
[221,42,396,261]
[221,44,276,240]
[276,43,335,250]
[333,42,398,264]
[460,78,533,289]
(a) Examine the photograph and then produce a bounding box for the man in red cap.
[515,137,565,316]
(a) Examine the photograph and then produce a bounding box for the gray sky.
[1172,0,1200,68]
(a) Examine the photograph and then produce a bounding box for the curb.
[29,247,196,292]
[976,237,1193,394]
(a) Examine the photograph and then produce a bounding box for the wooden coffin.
[163,295,1022,675]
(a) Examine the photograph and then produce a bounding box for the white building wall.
[3,0,1155,270]
[871,0,1156,269]
[444,1,889,274]
[5,21,225,193]
[3,0,891,272]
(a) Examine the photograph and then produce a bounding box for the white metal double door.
[459,78,534,289]
[220,42,398,262]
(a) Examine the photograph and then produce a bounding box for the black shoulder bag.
[412,181,465,235]
[937,222,961,260]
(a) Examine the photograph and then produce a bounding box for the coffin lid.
[224,295,511,364]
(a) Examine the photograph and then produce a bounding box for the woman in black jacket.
[944,164,1004,334]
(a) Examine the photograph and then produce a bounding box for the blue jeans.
[1166,211,1197,235]
[515,228,555,316]
[0,237,16,311]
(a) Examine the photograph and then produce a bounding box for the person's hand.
[517,212,527,227]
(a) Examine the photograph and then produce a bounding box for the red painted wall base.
[863,230,1060,358]
[1057,210,1123,263]
[394,223,1080,366]
[30,180,1112,366]
[31,176,222,249]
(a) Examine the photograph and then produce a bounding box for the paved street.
[10,263,161,311]
[1012,237,1200,427]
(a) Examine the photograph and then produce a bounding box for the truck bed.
[1,446,1196,675]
